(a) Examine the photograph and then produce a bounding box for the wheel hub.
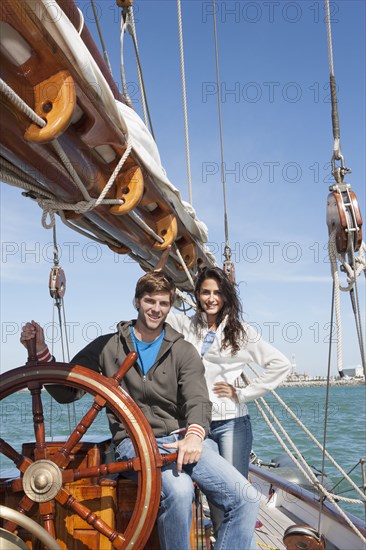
[23,460,62,502]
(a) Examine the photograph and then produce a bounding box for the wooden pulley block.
[326,187,363,253]
[176,238,196,270]
[223,260,236,284]
[152,212,178,251]
[116,0,133,7]
[49,266,66,299]
[283,524,325,550]
[24,71,76,143]
[109,166,144,215]
[108,243,131,255]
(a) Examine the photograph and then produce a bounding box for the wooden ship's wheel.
[0,351,176,549]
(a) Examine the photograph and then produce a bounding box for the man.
[21,272,259,550]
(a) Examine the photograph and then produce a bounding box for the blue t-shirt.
[201,330,216,357]
[130,326,165,375]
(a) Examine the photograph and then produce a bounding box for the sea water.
[1,384,365,520]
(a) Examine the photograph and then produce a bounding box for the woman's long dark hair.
[194,267,246,354]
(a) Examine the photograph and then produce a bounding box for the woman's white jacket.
[167,312,291,421]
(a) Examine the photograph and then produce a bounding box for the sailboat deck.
[254,497,339,550]
[255,501,291,549]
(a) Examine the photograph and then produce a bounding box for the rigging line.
[246,362,366,499]
[253,396,366,535]
[350,285,366,376]
[328,231,343,373]
[0,169,53,199]
[61,298,77,427]
[348,242,366,376]
[328,460,364,496]
[212,0,230,247]
[173,243,195,289]
[0,157,48,190]
[89,0,113,75]
[0,78,45,128]
[318,280,336,534]
[176,0,193,204]
[120,16,134,108]
[324,0,348,177]
[247,386,366,515]
[125,7,155,139]
[58,211,123,248]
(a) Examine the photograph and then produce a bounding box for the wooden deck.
[255,499,292,549]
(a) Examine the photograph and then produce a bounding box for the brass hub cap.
[23,460,62,502]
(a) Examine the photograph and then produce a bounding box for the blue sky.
[1,0,365,375]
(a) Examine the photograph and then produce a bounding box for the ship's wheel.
[0,352,174,549]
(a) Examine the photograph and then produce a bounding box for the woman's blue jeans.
[116,434,259,550]
[209,415,253,478]
[208,415,253,534]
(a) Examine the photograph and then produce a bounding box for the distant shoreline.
[281,379,365,388]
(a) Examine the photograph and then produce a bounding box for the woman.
[167,266,291,479]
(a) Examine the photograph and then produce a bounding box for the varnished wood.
[39,500,57,540]
[24,71,76,143]
[113,352,138,385]
[29,383,47,461]
[0,0,213,289]
[0,363,165,549]
[0,438,33,473]
[3,494,35,534]
[283,525,325,550]
[53,395,106,469]
[110,166,145,215]
[327,189,363,253]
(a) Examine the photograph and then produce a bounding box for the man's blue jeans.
[116,434,259,550]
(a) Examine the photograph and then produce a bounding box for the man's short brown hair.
[135,272,176,304]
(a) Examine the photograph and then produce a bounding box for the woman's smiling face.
[197,278,224,323]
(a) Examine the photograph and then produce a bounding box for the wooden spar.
[0,0,213,290]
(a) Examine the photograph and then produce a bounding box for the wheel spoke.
[0,438,33,473]
[39,500,56,539]
[61,452,177,484]
[28,382,47,460]
[62,457,141,483]
[1,362,164,549]
[56,486,126,547]
[52,394,106,469]
[3,494,35,532]
[0,477,23,494]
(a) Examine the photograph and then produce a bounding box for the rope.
[120,16,134,108]
[90,0,113,74]
[0,168,54,200]
[252,396,366,543]
[351,276,366,377]
[328,231,366,373]
[245,366,366,501]
[0,78,46,128]
[176,0,193,204]
[58,211,123,248]
[37,136,132,228]
[211,0,230,249]
[51,140,92,201]
[324,0,350,180]
[125,6,155,138]
[319,293,334,534]
[175,288,196,309]
[128,211,164,243]
[173,243,195,288]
